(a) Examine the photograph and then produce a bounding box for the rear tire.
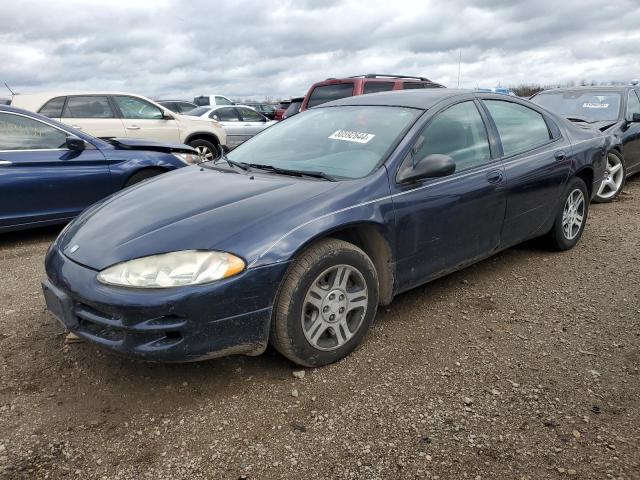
[593,151,625,203]
[188,139,219,161]
[547,177,589,251]
[124,169,163,187]
[270,238,379,367]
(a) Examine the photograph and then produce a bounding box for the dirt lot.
[1,179,639,480]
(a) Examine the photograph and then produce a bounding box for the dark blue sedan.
[0,105,198,232]
[42,89,607,367]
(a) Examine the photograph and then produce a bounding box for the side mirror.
[632,113,640,122]
[397,154,456,183]
[212,114,220,121]
[65,136,86,151]
[162,112,174,120]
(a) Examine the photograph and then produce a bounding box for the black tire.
[547,177,589,251]
[270,238,379,367]
[593,151,626,203]
[187,139,219,161]
[124,169,164,187]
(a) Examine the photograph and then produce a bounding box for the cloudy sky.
[2,0,640,100]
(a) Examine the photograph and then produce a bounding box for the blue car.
[0,105,198,232]
[42,89,606,367]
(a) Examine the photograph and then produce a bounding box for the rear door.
[0,111,112,229]
[112,95,180,142]
[60,95,126,138]
[210,107,245,148]
[480,97,571,247]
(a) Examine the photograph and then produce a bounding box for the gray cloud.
[2,0,639,100]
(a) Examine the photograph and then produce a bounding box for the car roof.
[536,86,633,95]
[318,88,472,110]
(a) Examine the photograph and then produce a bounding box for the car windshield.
[184,107,211,116]
[227,106,421,179]
[532,91,622,122]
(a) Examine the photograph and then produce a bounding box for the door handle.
[486,170,503,184]
[126,125,141,130]
[71,125,83,130]
[0,160,12,166]
[554,150,567,161]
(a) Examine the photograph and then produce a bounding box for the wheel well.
[184,133,220,146]
[322,224,395,306]
[575,167,594,198]
[125,167,166,186]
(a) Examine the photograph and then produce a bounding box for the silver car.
[186,105,275,149]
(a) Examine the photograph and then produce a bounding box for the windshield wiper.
[566,116,591,123]
[202,145,249,172]
[246,163,336,181]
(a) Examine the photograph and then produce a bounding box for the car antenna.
[4,82,16,96]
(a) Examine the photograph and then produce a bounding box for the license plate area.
[42,282,78,329]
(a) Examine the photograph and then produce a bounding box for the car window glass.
[238,107,264,122]
[484,100,551,156]
[363,82,395,94]
[215,96,233,105]
[284,101,302,117]
[113,96,163,120]
[214,107,240,122]
[531,91,621,123]
[402,83,425,90]
[0,113,68,150]
[307,83,355,108]
[63,96,114,118]
[626,90,640,118]
[38,97,66,117]
[177,102,195,113]
[411,101,491,172]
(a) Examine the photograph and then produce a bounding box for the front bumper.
[43,246,289,362]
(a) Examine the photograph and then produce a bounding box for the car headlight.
[97,250,245,288]
[172,152,202,165]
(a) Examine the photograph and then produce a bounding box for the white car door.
[59,95,126,139]
[210,107,246,149]
[112,95,181,142]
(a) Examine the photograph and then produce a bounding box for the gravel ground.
[1,178,639,480]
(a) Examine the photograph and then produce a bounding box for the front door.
[0,112,112,229]
[112,95,181,142]
[212,107,247,149]
[392,100,506,291]
[622,89,640,173]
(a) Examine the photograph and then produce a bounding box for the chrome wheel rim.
[301,264,368,351]
[562,188,585,240]
[597,153,624,199]
[194,145,217,161]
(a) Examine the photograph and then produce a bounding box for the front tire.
[593,151,625,203]
[547,177,589,251]
[187,139,219,162]
[270,238,379,367]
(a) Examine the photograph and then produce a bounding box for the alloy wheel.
[562,188,585,240]
[301,264,368,351]
[597,153,624,199]
[194,145,216,161]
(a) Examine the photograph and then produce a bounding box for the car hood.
[57,166,340,271]
[106,137,195,153]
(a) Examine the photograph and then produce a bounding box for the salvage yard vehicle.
[186,105,275,149]
[0,105,197,233]
[10,92,227,161]
[193,94,234,106]
[300,73,445,111]
[530,85,640,202]
[42,89,606,367]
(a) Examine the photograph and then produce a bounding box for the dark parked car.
[282,97,304,119]
[42,89,605,367]
[0,105,197,232]
[157,100,198,114]
[245,103,277,120]
[300,73,445,111]
[274,100,291,121]
[530,86,640,202]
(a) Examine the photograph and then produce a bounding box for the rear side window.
[484,100,551,157]
[176,102,196,113]
[363,82,395,94]
[193,96,210,106]
[284,101,302,117]
[402,83,425,90]
[38,97,66,117]
[63,96,115,118]
[0,113,68,150]
[307,83,354,108]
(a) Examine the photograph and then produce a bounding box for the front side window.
[237,107,264,122]
[626,90,640,119]
[307,83,355,108]
[212,107,240,122]
[411,101,491,172]
[484,100,551,157]
[113,96,163,120]
[0,113,68,150]
[227,105,420,179]
[38,97,66,118]
[531,90,621,123]
[63,96,114,118]
[215,96,233,105]
[363,82,395,94]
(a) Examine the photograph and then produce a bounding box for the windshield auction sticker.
[329,130,375,143]
[582,102,609,109]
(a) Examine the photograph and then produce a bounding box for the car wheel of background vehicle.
[188,139,219,161]
[124,168,164,187]
[593,151,626,203]
[270,238,379,367]
[547,177,589,251]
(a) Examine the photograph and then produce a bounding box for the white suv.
[10,92,227,160]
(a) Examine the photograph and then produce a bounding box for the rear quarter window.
[38,97,66,117]
[307,83,355,108]
[363,82,395,94]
